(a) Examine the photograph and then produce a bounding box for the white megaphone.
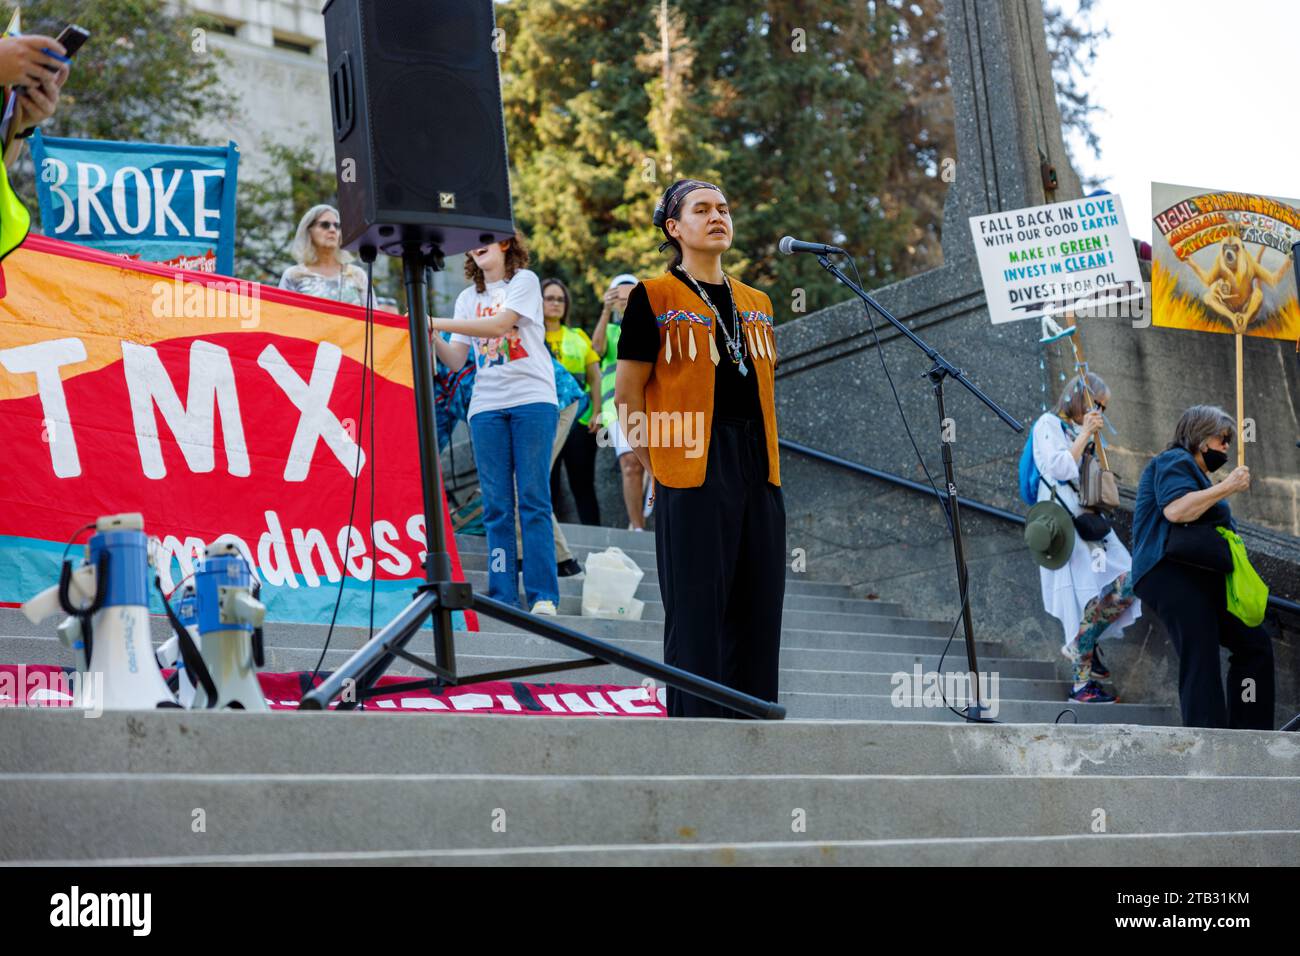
[23,513,178,710]
[156,583,200,708]
[23,561,95,672]
[190,541,268,711]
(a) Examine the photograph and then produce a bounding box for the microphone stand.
[815,254,1023,720]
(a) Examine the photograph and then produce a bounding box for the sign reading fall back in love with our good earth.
[969,195,1144,325]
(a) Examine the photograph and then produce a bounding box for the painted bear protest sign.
[1151,182,1300,339]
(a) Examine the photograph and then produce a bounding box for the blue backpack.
[1017,416,1068,506]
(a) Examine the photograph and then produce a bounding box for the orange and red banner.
[0,235,475,630]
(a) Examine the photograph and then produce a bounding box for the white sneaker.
[530,600,558,616]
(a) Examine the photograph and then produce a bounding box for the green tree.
[500,1,927,319]
[604,0,730,280]
[497,0,657,328]
[232,140,338,286]
[876,0,952,273]
[679,2,915,313]
[676,1,1108,301]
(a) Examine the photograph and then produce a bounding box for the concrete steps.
[12,710,1289,777]
[0,631,1032,674]
[32,831,1298,867]
[513,577,908,617]
[6,772,1299,859]
[4,521,1294,865]
[0,711,1295,864]
[0,613,981,649]
[0,519,1179,723]
[0,631,1174,724]
[456,548,854,595]
[779,691,1177,724]
[0,633,1058,683]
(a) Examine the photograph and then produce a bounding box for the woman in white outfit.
[1032,372,1141,702]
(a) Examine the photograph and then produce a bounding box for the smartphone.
[49,24,91,66]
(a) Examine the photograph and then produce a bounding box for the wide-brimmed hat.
[1024,500,1076,569]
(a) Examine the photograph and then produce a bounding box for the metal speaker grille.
[371,67,501,209]
[366,0,487,69]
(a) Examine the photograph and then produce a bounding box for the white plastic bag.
[581,546,646,620]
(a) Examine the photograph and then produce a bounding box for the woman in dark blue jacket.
[1130,405,1274,729]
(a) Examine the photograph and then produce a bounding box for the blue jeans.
[469,402,560,608]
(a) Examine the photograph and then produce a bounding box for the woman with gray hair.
[1031,372,1140,703]
[279,204,367,305]
[1130,404,1274,729]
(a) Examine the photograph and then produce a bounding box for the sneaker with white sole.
[1068,680,1117,704]
[530,600,558,616]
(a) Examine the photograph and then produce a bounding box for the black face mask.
[1201,447,1228,473]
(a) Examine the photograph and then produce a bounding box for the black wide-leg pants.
[551,418,602,526]
[1134,558,1275,730]
[654,418,786,718]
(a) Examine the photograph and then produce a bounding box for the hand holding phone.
[3,24,87,152]
[0,34,66,86]
[14,66,66,129]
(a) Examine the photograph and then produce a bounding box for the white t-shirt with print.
[450,268,557,419]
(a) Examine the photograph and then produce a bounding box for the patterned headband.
[653,179,724,229]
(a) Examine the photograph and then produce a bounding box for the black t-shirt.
[617,267,763,423]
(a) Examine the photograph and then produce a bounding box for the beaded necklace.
[675,265,748,376]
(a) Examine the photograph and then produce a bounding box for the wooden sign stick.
[1065,314,1110,470]
[1236,330,1245,469]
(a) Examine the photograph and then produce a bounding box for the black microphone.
[779,235,847,256]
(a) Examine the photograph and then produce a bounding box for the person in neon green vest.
[0,33,70,260]
[543,277,603,526]
[592,273,648,530]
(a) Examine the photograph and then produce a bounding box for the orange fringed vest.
[638,271,780,489]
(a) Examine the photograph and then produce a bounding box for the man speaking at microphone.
[614,179,785,718]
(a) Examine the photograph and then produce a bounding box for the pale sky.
[1062,0,1300,241]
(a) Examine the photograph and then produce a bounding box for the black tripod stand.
[815,255,1023,720]
[299,242,784,718]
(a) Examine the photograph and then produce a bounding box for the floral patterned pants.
[1067,574,1136,684]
